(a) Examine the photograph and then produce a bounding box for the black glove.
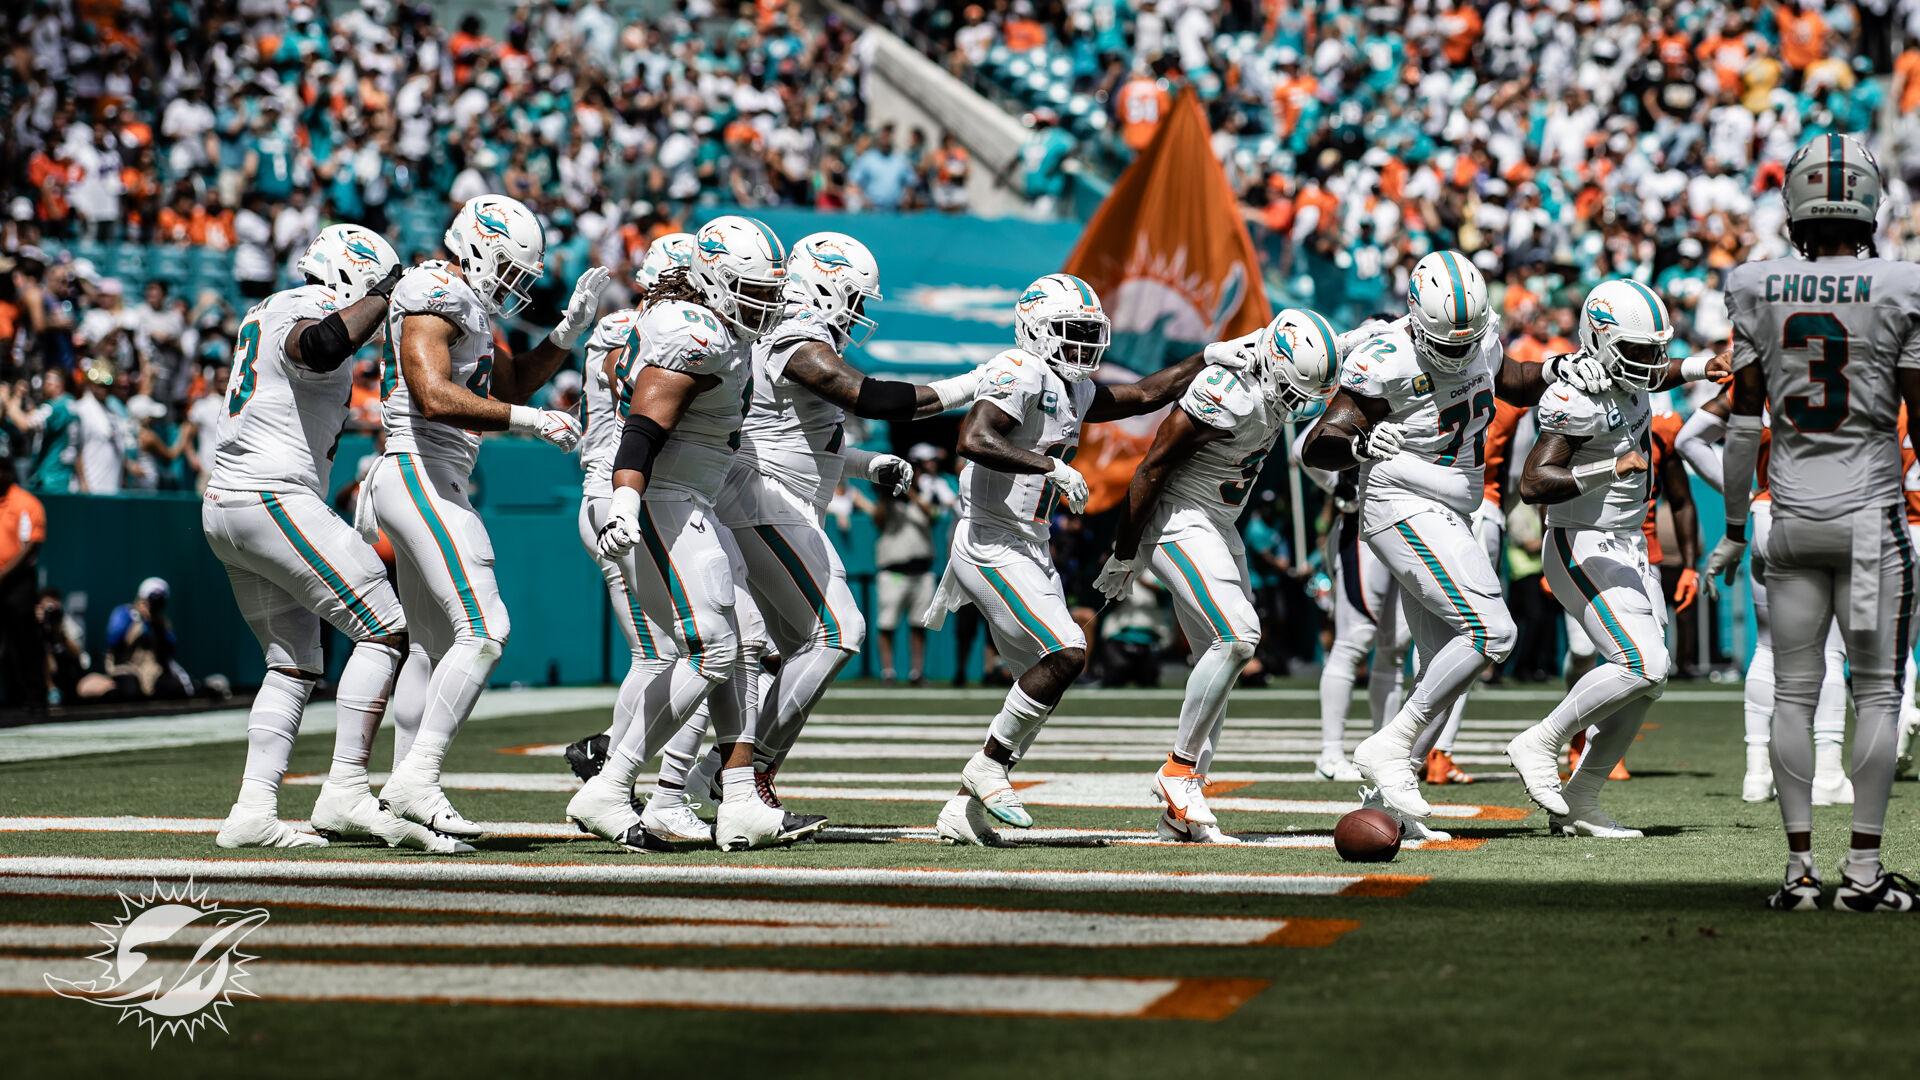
[369,263,402,300]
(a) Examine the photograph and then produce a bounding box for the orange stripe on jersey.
[1481,400,1526,504]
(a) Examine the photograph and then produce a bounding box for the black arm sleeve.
[613,413,669,476]
[294,313,357,372]
[852,377,921,421]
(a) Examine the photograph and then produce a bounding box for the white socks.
[1743,642,1774,747]
[988,685,1053,762]
[1534,663,1650,750]
[721,765,756,805]
[330,640,402,788]
[390,642,432,768]
[758,644,853,770]
[1565,696,1651,805]
[238,671,314,813]
[396,637,502,783]
[1318,638,1366,755]
[1175,638,1254,764]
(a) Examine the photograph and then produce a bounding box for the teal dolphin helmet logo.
[1018,287,1047,307]
[343,236,379,263]
[698,236,730,259]
[807,244,854,270]
[473,204,511,238]
[1586,302,1619,328]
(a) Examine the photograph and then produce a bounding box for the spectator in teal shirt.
[1018,110,1076,216]
[4,369,78,493]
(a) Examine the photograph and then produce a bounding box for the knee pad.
[1480,612,1518,665]
[1638,645,1672,696]
[693,632,740,683]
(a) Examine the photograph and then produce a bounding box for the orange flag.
[1063,85,1271,513]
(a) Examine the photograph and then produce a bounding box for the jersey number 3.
[1782,312,1849,432]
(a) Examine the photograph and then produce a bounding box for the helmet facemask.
[1044,314,1109,382]
[1604,336,1668,392]
[481,250,542,320]
[726,273,787,339]
[1414,324,1483,373]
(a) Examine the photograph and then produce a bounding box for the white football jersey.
[1339,318,1502,533]
[208,284,355,496]
[959,348,1097,545]
[382,262,495,477]
[624,299,752,504]
[580,308,639,499]
[1536,375,1653,533]
[715,305,842,527]
[1728,255,1920,520]
[1149,363,1284,543]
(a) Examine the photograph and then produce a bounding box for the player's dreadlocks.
[643,266,705,308]
[1790,218,1878,260]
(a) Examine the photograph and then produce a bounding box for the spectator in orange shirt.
[0,457,47,710]
[1897,47,1920,113]
[1116,72,1170,153]
[1440,3,1483,66]
[1777,1,1828,71]
[1003,15,1047,52]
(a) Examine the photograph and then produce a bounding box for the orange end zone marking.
[1259,918,1361,948]
[1139,977,1270,1021]
[497,743,550,757]
[1470,805,1530,821]
[1415,838,1487,852]
[1337,874,1429,898]
[1201,780,1254,797]
[1010,779,1045,791]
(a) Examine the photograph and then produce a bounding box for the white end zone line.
[0,856,1427,897]
[0,957,1269,1021]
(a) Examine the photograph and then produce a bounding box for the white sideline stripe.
[515,728,1522,749]
[0,856,1388,897]
[0,686,619,764]
[822,687,1744,703]
[0,817,1461,852]
[578,744,1515,765]
[277,772,1504,819]
[0,882,1300,948]
[0,957,1246,1020]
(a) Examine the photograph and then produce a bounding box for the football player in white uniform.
[1301,250,1614,830]
[1504,280,1726,838]
[556,232,723,846]
[203,225,463,853]
[365,195,607,839]
[572,215,821,853]
[1097,308,1341,841]
[1710,134,1920,911]
[709,231,984,817]
[1306,467,1406,780]
[923,273,1226,845]
[1676,388,1853,804]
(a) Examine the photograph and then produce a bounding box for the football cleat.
[1506,728,1572,817]
[566,775,645,847]
[778,810,828,843]
[936,794,1014,847]
[1549,804,1644,839]
[1156,813,1243,844]
[961,752,1033,828]
[639,789,713,846]
[310,781,473,854]
[1360,785,1451,842]
[1353,731,1431,819]
[216,806,327,849]
[754,767,784,809]
[1151,759,1219,829]
[1742,746,1775,802]
[714,795,792,851]
[379,770,488,839]
[1314,750,1363,783]
[1424,748,1473,785]
[1833,868,1920,913]
[1767,873,1825,912]
[564,732,610,781]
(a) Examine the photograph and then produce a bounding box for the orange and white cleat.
[1424,748,1474,785]
[1151,756,1228,838]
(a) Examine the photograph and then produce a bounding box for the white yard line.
[0,956,1265,1020]
[276,772,1514,819]
[0,817,1475,852]
[0,856,1419,897]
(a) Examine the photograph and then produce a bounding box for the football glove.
[1203,329,1262,372]
[1704,535,1748,598]
[597,512,641,559]
[1093,556,1136,604]
[548,266,613,351]
[1046,457,1090,514]
[866,453,912,496]
[509,405,584,452]
[1355,421,1407,462]
[1545,351,1612,394]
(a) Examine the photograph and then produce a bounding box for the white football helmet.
[296,223,399,307]
[444,195,545,318]
[1407,250,1492,373]
[689,214,788,340]
[1785,132,1882,228]
[788,231,882,347]
[1014,273,1109,382]
[636,231,694,291]
[1257,308,1342,420]
[1578,279,1672,392]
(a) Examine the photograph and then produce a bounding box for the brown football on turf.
[1334,808,1402,863]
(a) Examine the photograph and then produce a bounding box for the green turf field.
[0,680,1912,1078]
